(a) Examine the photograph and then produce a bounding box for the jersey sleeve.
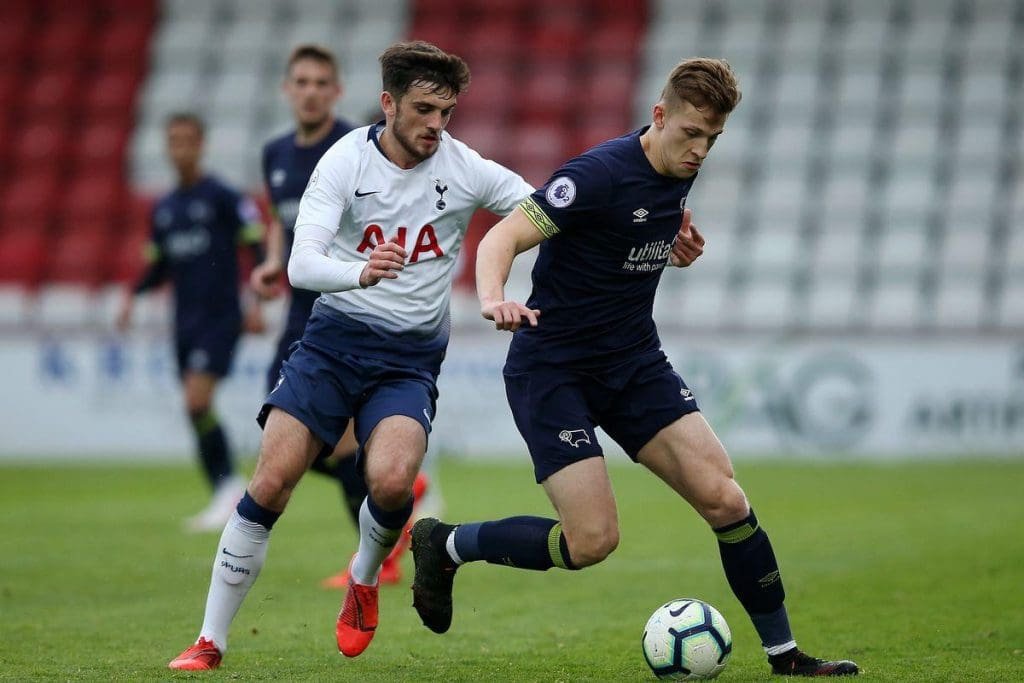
[294,143,354,237]
[519,154,613,239]
[469,152,534,216]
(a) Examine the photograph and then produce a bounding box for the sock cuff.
[237,491,280,530]
[547,523,577,570]
[191,410,220,435]
[366,493,413,530]
[714,508,759,544]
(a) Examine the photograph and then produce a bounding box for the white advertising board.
[1,333,1021,459]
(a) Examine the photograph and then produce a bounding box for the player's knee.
[698,480,750,528]
[186,399,212,419]
[566,523,619,568]
[366,469,413,510]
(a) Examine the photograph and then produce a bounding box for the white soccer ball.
[641,598,732,680]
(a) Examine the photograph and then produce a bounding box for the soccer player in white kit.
[168,41,533,670]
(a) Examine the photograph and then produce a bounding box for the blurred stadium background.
[1,0,1021,461]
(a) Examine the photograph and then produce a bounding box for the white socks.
[349,498,403,585]
[198,511,270,652]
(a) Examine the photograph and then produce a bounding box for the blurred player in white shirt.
[168,41,532,670]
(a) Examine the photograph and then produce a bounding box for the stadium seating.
[0,0,1018,336]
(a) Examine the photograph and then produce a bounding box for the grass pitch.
[1,457,1022,681]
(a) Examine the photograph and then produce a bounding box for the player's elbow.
[286,251,312,290]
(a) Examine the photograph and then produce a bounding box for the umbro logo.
[632,208,649,223]
[355,189,382,197]
[680,388,695,401]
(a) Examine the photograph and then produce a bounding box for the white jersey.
[294,124,532,335]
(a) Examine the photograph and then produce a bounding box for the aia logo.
[357,224,444,263]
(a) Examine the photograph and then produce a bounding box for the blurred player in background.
[249,44,426,589]
[167,41,533,670]
[117,112,266,533]
[411,58,860,677]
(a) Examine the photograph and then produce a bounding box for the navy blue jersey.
[262,119,354,273]
[507,128,695,370]
[148,176,262,334]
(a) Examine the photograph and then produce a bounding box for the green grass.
[1,458,1023,681]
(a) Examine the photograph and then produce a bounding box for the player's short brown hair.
[379,41,470,100]
[165,111,204,138]
[661,58,742,115]
[286,43,339,80]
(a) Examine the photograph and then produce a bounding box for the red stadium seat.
[448,121,506,161]
[452,64,516,122]
[528,19,583,65]
[518,70,573,125]
[37,20,93,66]
[23,69,80,114]
[579,61,635,111]
[585,21,644,62]
[11,121,70,173]
[73,121,128,174]
[97,0,157,22]
[62,175,123,223]
[508,123,565,177]
[0,71,20,111]
[459,0,525,23]
[0,227,48,285]
[571,113,633,157]
[460,21,520,66]
[82,69,140,116]
[94,19,152,65]
[0,16,30,65]
[410,19,460,52]
[0,171,60,223]
[46,223,111,285]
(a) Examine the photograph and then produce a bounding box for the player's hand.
[360,240,407,288]
[669,208,705,267]
[481,300,541,332]
[115,291,133,332]
[250,260,283,300]
[243,305,266,334]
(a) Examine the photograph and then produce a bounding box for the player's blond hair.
[660,58,741,115]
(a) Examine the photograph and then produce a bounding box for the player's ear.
[381,90,396,118]
[652,102,666,129]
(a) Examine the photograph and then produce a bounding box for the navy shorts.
[265,289,320,393]
[258,320,437,457]
[174,316,241,378]
[504,352,700,483]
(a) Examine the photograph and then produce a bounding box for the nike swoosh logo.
[222,547,254,559]
[354,189,382,197]
[668,601,692,617]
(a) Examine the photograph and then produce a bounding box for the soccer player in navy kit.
[250,45,424,588]
[411,59,859,677]
[117,113,266,532]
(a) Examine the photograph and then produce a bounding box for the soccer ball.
[641,598,732,680]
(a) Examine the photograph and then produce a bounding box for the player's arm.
[288,146,407,291]
[116,241,167,331]
[250,209,285,299]
[476,206,543,331]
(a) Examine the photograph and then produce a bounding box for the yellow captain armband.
[238,222,265,244]
[142,242,161,263]
[519,197,561,239]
